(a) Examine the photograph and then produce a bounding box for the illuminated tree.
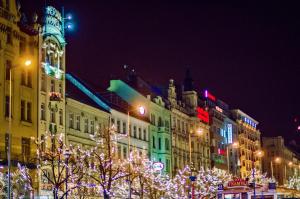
[35,132,86,199]
[11,163,33,198]
[286,176,300,190]
[86,126,129,199]
[0,171,5,197]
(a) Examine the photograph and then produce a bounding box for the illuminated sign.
[204,90,216,101]
[215,106,223,113]
[197,107,209,123]
[218,148,226,155]
[227,124,233,144]
[44,6,65,45]
[152,162,164,171]
[243,117,257,128]
[227,178,248,187]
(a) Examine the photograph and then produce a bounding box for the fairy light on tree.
[34,131,86,199]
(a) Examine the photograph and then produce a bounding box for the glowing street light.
[127,105,146,199]
[7,58,32,198]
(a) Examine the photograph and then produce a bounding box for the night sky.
[21,1,300,146]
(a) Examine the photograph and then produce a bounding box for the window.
[84,118,89,133]
[5,96,9,117]
[166,159,170,173]
[21,100,25,121]
[90,120,94,134]
[138,128,142,140]
[158,117,163,127]
[69,114,74,128]
[50,108,55,123]
[118,145,122,158]
[123,147,127,159]
[27,102,31,122]
[165,138,169,151]
[41,103,46,120]
[50,80,55,92]
[5,0,9,10]
[41,73,46,91]
[158,138,161,150]
[59,83,63,97]
[19,41,25,55]
[152,136,155,148]
[143,129,147,141]
[117,120,120,133]
[122,122,126,134]
[21,70,26,85]
[5,60,11,80]
[6,32,12,44]
[22,138,30,162]
[27,71,32,87]
[76,115,80,130]
[41,135,45,152]
[59,109,63,125]
[133,126,137,138]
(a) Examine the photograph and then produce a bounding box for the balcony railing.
[49,92,62,101]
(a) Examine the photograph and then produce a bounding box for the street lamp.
[189,128,203,164]
[271,157,281,180]
[252,150,263,199]
[226,142,239,174]
[127,105,146,199]
[7,58,32,199]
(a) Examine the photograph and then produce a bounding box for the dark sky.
[21,1,300,144]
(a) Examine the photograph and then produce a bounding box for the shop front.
[218,178,278,199]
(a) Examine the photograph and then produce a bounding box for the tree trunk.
[53,188,58,199]
[103,190,110,199]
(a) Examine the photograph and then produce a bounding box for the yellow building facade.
[232,109,262,179]
[0,0,38,170]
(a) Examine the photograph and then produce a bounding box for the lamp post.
[189,129,203,164]
[127,105,146,199]
[226,142,239,174]
[7,59,32,199]
[271,157,281,180]
[252,150,263,199]
[188,128,203,199]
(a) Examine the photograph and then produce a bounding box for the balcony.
[158,126,168,133]
[49,92,62,101]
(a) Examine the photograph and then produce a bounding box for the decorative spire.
[183,68,194,91]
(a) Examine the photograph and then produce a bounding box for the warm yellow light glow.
[288,161,293,166]
[196,129,203,135]
[138,106,146,115]
[275,157,281,163]
[255,150,263,157]
[24,59,32,66]
[232,142,239,148]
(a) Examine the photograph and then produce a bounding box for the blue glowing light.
[66,74,111,112]
[227,124,233,144]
